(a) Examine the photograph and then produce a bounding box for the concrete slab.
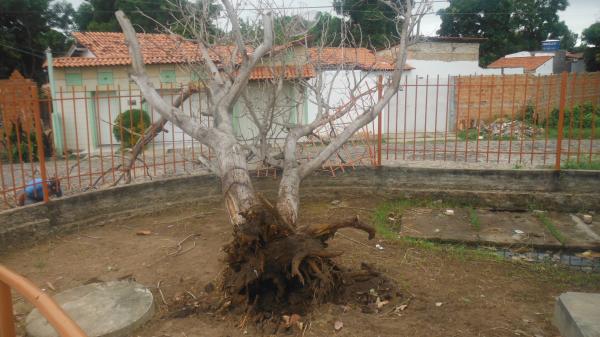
[399,208,600,250]
[26,281,154,337]
[554,292,600,337]
[400,209,563,248]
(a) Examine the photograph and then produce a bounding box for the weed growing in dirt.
[535,212,566,245]
[468,207,481,230]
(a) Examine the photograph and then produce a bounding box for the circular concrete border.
[25,281,154,337]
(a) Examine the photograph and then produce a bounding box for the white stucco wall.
[305,69,384,137]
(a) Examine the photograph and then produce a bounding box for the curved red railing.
[0,264,87,337]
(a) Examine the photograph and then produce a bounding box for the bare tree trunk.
[214,137,258,225]
[276,168,301,226]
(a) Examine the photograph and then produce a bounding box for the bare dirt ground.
[2,195,600,337]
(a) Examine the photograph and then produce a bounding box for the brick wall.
[454,72,600,129]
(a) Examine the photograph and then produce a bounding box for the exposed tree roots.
[165,201,402,331]
[219,200,393,317]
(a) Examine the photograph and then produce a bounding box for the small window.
[160,69,176,83]
[97,71,113,85]
[65,72,82,86]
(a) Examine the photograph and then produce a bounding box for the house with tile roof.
[47,32,316,154]
[486,50,569,75]
[487,54,554,75]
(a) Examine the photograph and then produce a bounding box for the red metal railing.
[1,72,599,209]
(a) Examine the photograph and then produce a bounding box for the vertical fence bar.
[82,86,93,186]
[589,74,599,162]
[71,87,82,187]
[412,75,418,159]
[423,75,429,160]
[433,75,440,161]
[402,75,408,160]
[518,74,529,164]
[464,75,472,162]
[31,86,49,203]
[0,280,16,337]
[566,73,577,162]
[59,87,71,189]
[576,73,587,163]
[486,76,494,162]
[497,75,506,163]
[444,75,450,161]
[453,75,461,161]
[530,75,541,164]
[543,75,554,165]
[377,76,383,166]
[475,75,483,162]
[555,72,568,171]
[95,86,105,185]
[508,76,518,163]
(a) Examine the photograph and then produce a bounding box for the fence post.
[0,280,16,337]
[555,72,568,171]
[377,75,383,166]
[31,86,50,202]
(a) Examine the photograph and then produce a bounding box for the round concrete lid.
[25,280,154,337]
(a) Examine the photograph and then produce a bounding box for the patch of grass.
[398,237,502,261]
[535,212,567,245]
[561,155,600,170]
[468,207,481,230]
[546,127,600,140]
[457,129,517,141]
[34,259,46,269]
[516,260,600,287]
[373,198,464,239]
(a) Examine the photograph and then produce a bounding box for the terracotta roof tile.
[53,32,249,68]
[308,47,413,71]
[487,56,553,71]
[249,65,316,80]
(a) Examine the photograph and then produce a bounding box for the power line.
[0,42,46,59]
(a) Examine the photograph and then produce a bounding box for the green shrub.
[0,122,39,162]
[112,109,151,149]
[547,103,600,129]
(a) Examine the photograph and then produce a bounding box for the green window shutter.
[233,102,241,136]
[97,71,113,85]
[160,70,176,83]
[65,73,82,86]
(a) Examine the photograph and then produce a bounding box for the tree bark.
[215,139,258,225]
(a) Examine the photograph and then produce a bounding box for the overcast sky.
[68,0,600,41]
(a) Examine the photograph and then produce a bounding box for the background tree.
[76,0,174,32]
[0,0,74,81]
[582,22,600,71]
[438,0,576,66]
[116,0,431,312]
[75,0,222,33]
[333,0,402,48]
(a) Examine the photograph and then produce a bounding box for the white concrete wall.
[536,59,554,75]
[305,69,383,137]
[405,60,501,77]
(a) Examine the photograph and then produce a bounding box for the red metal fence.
[1,72,599,209]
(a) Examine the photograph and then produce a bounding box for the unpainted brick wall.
[454,72,600,129]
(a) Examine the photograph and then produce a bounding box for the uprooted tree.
[115,0,430,315]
